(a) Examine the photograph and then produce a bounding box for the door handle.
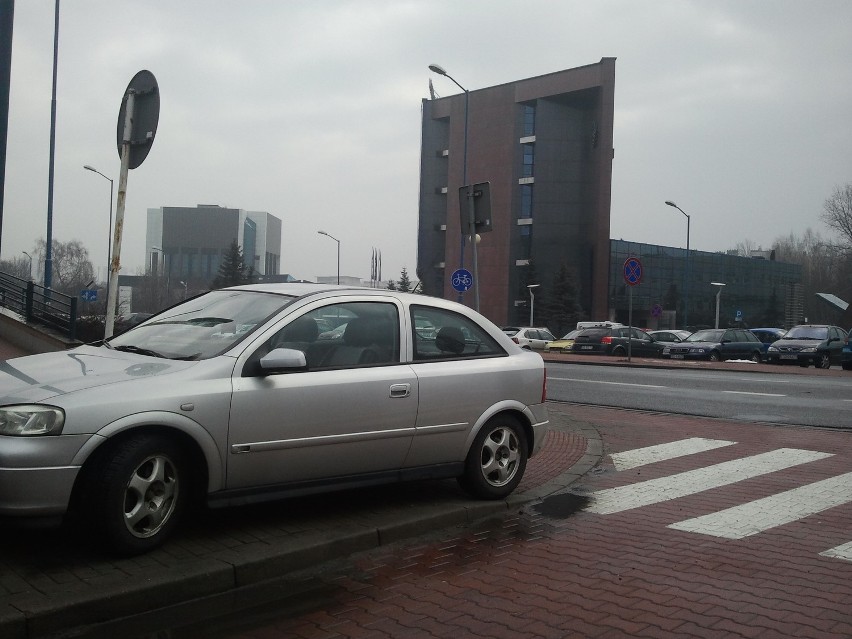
[389,383,411,398]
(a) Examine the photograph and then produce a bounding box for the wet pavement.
[1,332,849,638]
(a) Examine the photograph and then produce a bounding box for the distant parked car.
[647,329,691,344]
[544,329,583,353]
[501,327,556,350]
[571,326,666,358]
[750,328,786,361]
[842,328,852,371]
[765,324,846,369]
[662,328,763,362]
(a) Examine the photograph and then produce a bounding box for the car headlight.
[0,405,65,436]
[690,347,706,354]
[801,347,817,353]
[767,346,778,352]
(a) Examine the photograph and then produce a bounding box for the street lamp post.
[317,230,340,285]
[83,165,114,302]
[22,251,32,280]
[429,63,479,311]
[711,282,726,329]
[527,284,540,326]
[665,200,691,330]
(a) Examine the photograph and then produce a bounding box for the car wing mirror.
[260,348,307,373]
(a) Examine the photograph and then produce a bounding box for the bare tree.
[33,238,95,296]
[821,183,852,247]
[0,255,33,280]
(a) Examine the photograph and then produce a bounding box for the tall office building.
[146,204,282,287]
[418,58,616,325]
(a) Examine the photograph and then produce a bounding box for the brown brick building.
[417,58,616,326]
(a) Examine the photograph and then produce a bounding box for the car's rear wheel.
[611,345,626,357]
[709,351,721,362]
[83,434,188,556]
[458,416,528,500]
[818,354,831,369]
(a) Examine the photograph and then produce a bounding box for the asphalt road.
[546,361,852,429]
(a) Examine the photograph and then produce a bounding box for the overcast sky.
[3,0,851,284]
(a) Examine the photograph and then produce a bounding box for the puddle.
[533,491,591,518]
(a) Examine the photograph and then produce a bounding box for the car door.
[226,299,418,491]
[630,328,660,356]
[829,327,846,363]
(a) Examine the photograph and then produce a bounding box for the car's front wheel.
[83,434,188,555]
[459,417,528,500]
[818,353,831,369]
[750,351,761,363]
[709,351,721,362]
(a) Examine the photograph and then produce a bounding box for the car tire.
[843,362,852,371]
[83,434,188,556]
[611,345,626,357]
[818,354,831,369]
[458,416,528,500]
[750,351,761,363]
[709,351,721,362]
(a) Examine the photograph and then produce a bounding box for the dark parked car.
[662,328,763,362]
[571,326,665,357]
[765,324,847,369]
[842,328,852,371]
[750,328,786,361]
[647,329,691,344]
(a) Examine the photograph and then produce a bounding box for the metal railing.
[0,272,78,340]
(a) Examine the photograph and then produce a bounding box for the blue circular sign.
[451,269,473,292]
[623,257,642,287]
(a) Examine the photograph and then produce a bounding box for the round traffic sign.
[623,257,642,287]
[451,269,473,292]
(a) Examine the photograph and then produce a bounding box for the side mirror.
[259,348,307,373]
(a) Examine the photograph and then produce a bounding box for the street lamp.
[711,282,726,329]
[83,165,114,295]
[22,251,32,280]
[429,63,479,311]
[527,284,540,326]
[665,200,691,329]
[317,230,340,285]
[179,280,188,300]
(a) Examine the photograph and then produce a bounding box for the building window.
[523,104,535,136]
[521,184,533,219]
[522,144,534,178]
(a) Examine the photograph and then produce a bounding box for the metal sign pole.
[468,185,480,312]
[104,90,134,339]
[628,286,633,362]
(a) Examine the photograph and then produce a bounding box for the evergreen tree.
[212,240,251,289]
[541,262,584,335]
[397,267,412,293]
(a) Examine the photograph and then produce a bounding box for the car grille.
[668,346,690,355]
[776,346,802,353]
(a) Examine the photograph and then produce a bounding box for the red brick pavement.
[166,405,852,639]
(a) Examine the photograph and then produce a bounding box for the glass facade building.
[609,240,803,330]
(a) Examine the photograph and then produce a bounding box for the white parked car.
[500,326,556,350]
[0,284,549,555]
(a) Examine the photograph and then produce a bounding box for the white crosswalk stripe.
[668,471,852,538]
[610,438,735,471]
[589,440,852,557]
[820,542,852,562]
[587,448,833,515]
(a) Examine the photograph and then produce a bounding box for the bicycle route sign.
[451,269,473,292]
[623,257,642,287]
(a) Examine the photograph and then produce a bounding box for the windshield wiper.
[113,345,168,359]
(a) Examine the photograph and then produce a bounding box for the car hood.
[773,338,826,348]
[0,345,198,404]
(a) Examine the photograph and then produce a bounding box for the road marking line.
[586,448,833,515]
[669,472,852,539]
[722,390,786,397]
[547,377,665,389]
[611,438,736,471]
[820,541,852,562]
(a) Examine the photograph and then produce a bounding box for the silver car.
[0,284,549,555]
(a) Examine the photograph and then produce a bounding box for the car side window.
[248,301,400,374]
[411,305,506,361]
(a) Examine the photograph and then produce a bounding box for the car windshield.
[686,329,724,343]
[107,290,295,360]
[783,326,828,340]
